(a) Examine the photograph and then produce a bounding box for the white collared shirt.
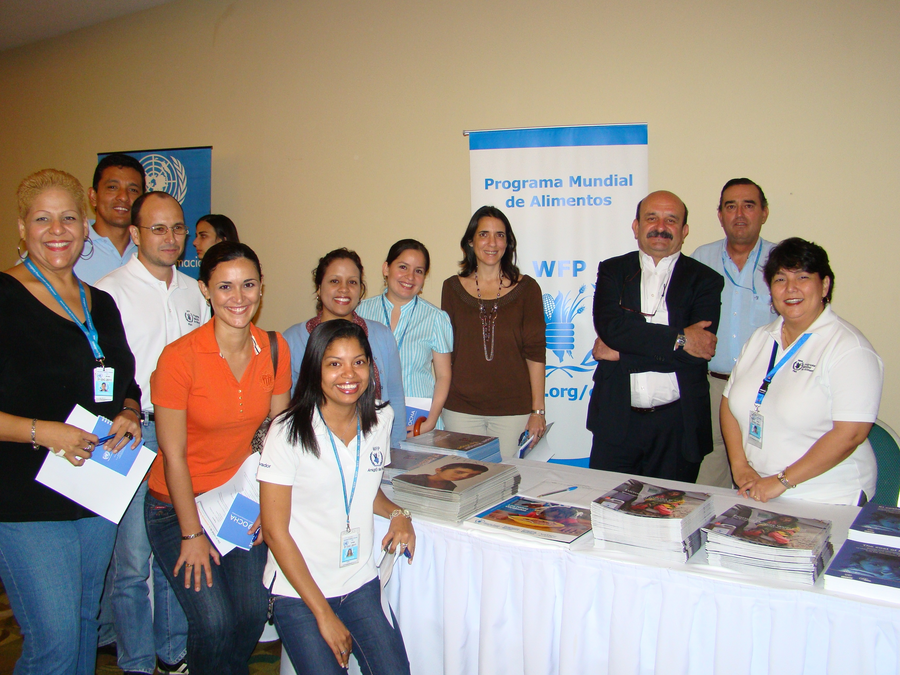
[95,255,210,411]
[630,251,681,408]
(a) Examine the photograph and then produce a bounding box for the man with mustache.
[586,191,723,482]
[691,179,775,488]
[95,191,208,675]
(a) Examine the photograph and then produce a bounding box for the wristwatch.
[675,334,687,350]
[531,409,545,416]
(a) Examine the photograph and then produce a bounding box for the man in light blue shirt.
[691,178,776,487]
[74,153,146,284]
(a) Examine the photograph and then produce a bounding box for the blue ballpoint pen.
[537,486,578,498]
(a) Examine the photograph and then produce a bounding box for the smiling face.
[383,248,427,304]
[199,257,262,330]
[632,191,689,264]
[18,187,89,275]
[193,220,221,260]
[718,184,768,249]
[88,166,143,231]
[318,258,363,321]
[769,268,829,332]
[320,336,370,410]
[469,216,508,269]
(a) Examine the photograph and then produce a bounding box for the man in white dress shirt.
[95,191,209,675]
[587,191,724,482]
[691,178,775,487]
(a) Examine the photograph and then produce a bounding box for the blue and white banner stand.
[98,146,212,279]
[468,125,648,465]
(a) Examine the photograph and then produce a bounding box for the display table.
[284,459,900,675]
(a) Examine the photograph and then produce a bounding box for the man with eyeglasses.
[586,191,723,483]
[94,191,208,675]
[75,153,147,284]
[691,178,775,488]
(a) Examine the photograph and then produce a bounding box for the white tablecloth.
[369,460,900,675]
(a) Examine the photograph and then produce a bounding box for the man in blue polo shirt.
[691,178,776,488]
[74,153,146,284]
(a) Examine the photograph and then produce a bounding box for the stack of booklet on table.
[823,502,900,602]
[397,430,502,463]
[382,448,447,485]
[466,496,593,548]
[391,455,520,522]
[702,504,833,585]
[590,479,715,562]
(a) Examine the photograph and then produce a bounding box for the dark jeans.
[274,577,410,675]
[144,493,268,675]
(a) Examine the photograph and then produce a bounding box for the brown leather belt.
[709,371,730,381]
[630,400,679,414]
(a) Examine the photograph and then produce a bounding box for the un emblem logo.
[141,154,188,203]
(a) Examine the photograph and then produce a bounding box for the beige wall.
[1,0,897,431]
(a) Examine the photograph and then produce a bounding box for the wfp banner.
[98,146,211,279]
[469,125,648,464]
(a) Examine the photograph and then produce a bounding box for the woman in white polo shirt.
[258,320,415,675]
[722,237,883,505]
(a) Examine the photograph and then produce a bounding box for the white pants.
[441,410,531,460]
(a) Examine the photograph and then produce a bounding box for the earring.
[205,298,211,307]
[16,238,27,261]
[80,237,94,260]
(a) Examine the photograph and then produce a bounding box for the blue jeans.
[99,421,189,672]
[273,577,410,675]
[0,517,116,675]
[145,493,268,675]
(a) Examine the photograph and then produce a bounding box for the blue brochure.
[89,415,146,476]
[217,493,261,551]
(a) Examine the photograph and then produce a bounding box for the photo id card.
[748,410,764,448]
[340,527,360,567]
[94,367,114,403]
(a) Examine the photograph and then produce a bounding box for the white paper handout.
[35,405,156,524]
[195,452,261,556]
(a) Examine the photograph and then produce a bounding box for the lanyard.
[24,258,105,364]
[321,408,361,531]
[754,333,811,408]
[721,242,763,297]
[381,293,418,351]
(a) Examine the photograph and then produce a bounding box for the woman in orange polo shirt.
[144,242,292,675]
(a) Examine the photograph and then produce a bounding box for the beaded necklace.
[474,272,502,361]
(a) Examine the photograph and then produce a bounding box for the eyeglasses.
[136,224,189,237]
[619,269,668,318]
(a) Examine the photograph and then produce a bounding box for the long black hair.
[276,321,384,456]
[458,205,521,282]
[197,214,240,243]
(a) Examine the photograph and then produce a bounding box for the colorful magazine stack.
[466,496,593,548]
[590,479,715,562]
[382,448,446,485]
[702,504,833,585]
[397,430,502,463]
[824,502,900,602]
[391,455,520,522]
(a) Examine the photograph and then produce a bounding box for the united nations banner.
[468,125,648,464]
[98,146,212,279]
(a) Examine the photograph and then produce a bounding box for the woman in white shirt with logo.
[258,320,415,674]
[722,237,883,505]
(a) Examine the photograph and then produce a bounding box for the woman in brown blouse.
[440,206,546,459]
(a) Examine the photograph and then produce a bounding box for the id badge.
[340,528,360,567]
[94,367,115,403]
[748,410,764,448]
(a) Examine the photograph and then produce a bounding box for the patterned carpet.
[0,581,282,674]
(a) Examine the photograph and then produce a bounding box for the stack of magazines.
[591,479,715,562]
[382,448,446,485]
[397,430,501,463]
[702,504,833,585]
[391,455,520,521]
[465,496,593,548]
[823,502,900,602]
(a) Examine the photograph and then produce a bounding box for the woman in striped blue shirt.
[358,240,453,436]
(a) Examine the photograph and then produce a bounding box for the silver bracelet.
[390,508,412,520]
[777,470,796,489]
[181,529,205,540]
[31,419,38,451]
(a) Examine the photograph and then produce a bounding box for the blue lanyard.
[320,408,361,531]
[24,257,105,364]
[721,242,763,298]
[754,333,811,408]
[381,293,418,351]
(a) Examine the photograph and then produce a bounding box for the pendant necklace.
[474,272,502,361]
